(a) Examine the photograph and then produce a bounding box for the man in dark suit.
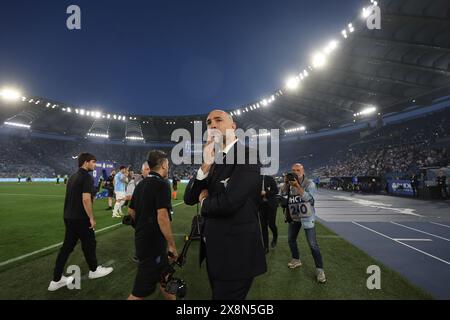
[259,175,279,253]
[184,110,267,300]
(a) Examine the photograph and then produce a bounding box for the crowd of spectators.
[0,108,449,181]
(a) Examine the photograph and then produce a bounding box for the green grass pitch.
[0,182,432,300]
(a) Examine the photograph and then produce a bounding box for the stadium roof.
[1,0,450,142]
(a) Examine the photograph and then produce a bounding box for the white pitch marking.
[333,195,422,217]
[393,239,432,242]
[0,201,186,267]
[352,222,450,266]
[430,222,450,229]
[390,221,450,242]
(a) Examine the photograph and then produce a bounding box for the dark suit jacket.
[260,175,279,209]
[184,142,267,281]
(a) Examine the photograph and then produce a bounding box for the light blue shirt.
[114,172,127,192]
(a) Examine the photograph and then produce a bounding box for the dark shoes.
[271,238,277,248]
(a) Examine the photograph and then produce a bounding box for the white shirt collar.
[223,138,238,154]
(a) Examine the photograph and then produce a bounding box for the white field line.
[352,222,450,266]
[430,222,450,229]
[0,201,185,267]
[393,239,432,242]
[390,221,450,242]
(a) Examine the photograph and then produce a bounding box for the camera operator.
[282,163,326,283]
[127,150,178,300]
[259,175,279,253]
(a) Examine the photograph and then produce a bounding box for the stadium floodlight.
[67,107,71,113]
[0,87,22,102]
[362,7,370,18]
[80,109,85,116]
[354,106,377,117]
[107,114,111,119]
[261,99,269,107]
[236,110,241,116]
[348,23,355,33]
[253,132,271,138]
[113,115,117,119]
[312,52,327,69]
[341,29,348,39]
[324,40,338,54]
[286,76,300,91]
[126,136,144,141]
[285,126,306,134]
[87,132,109,138]
[4,121,31,129]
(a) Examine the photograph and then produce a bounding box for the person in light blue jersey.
[113,166,128,217]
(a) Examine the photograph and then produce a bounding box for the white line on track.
[393,239,432,242]
[390,221,450,242]
[430,222,450,229]
[0,201,185,267]
[332,195,423,217]
[352,222,450,266]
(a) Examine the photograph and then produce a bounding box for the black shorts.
[132,254,169,298]
[108,189,114,197]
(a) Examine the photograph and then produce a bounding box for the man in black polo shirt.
[127,150,178,300]
[48,153,113,292]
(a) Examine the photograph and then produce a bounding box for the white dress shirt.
[196,138,238,181]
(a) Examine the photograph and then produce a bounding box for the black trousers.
[259,204,278,249]
[53,219,98,282]
[440,186,449,199]
[412,185,419,198]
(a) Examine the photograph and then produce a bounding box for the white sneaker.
[88,266,113,279]
[48,276,74,292]
[287,259,302,269]
[317,270,327,283]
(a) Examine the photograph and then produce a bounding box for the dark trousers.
[53,219,98,281]
[206,261,253,300]
[412,185,419,198]
[440,186,448,199]
[288,222,323,269]
[209,277,253,300]
[259,204,278,249]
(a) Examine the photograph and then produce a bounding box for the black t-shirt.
[64,168,94,220]
[129,172,171,258]
[104,175,114,190]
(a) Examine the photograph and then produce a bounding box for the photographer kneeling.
[282,163,326,283]
[127,150,178,300]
